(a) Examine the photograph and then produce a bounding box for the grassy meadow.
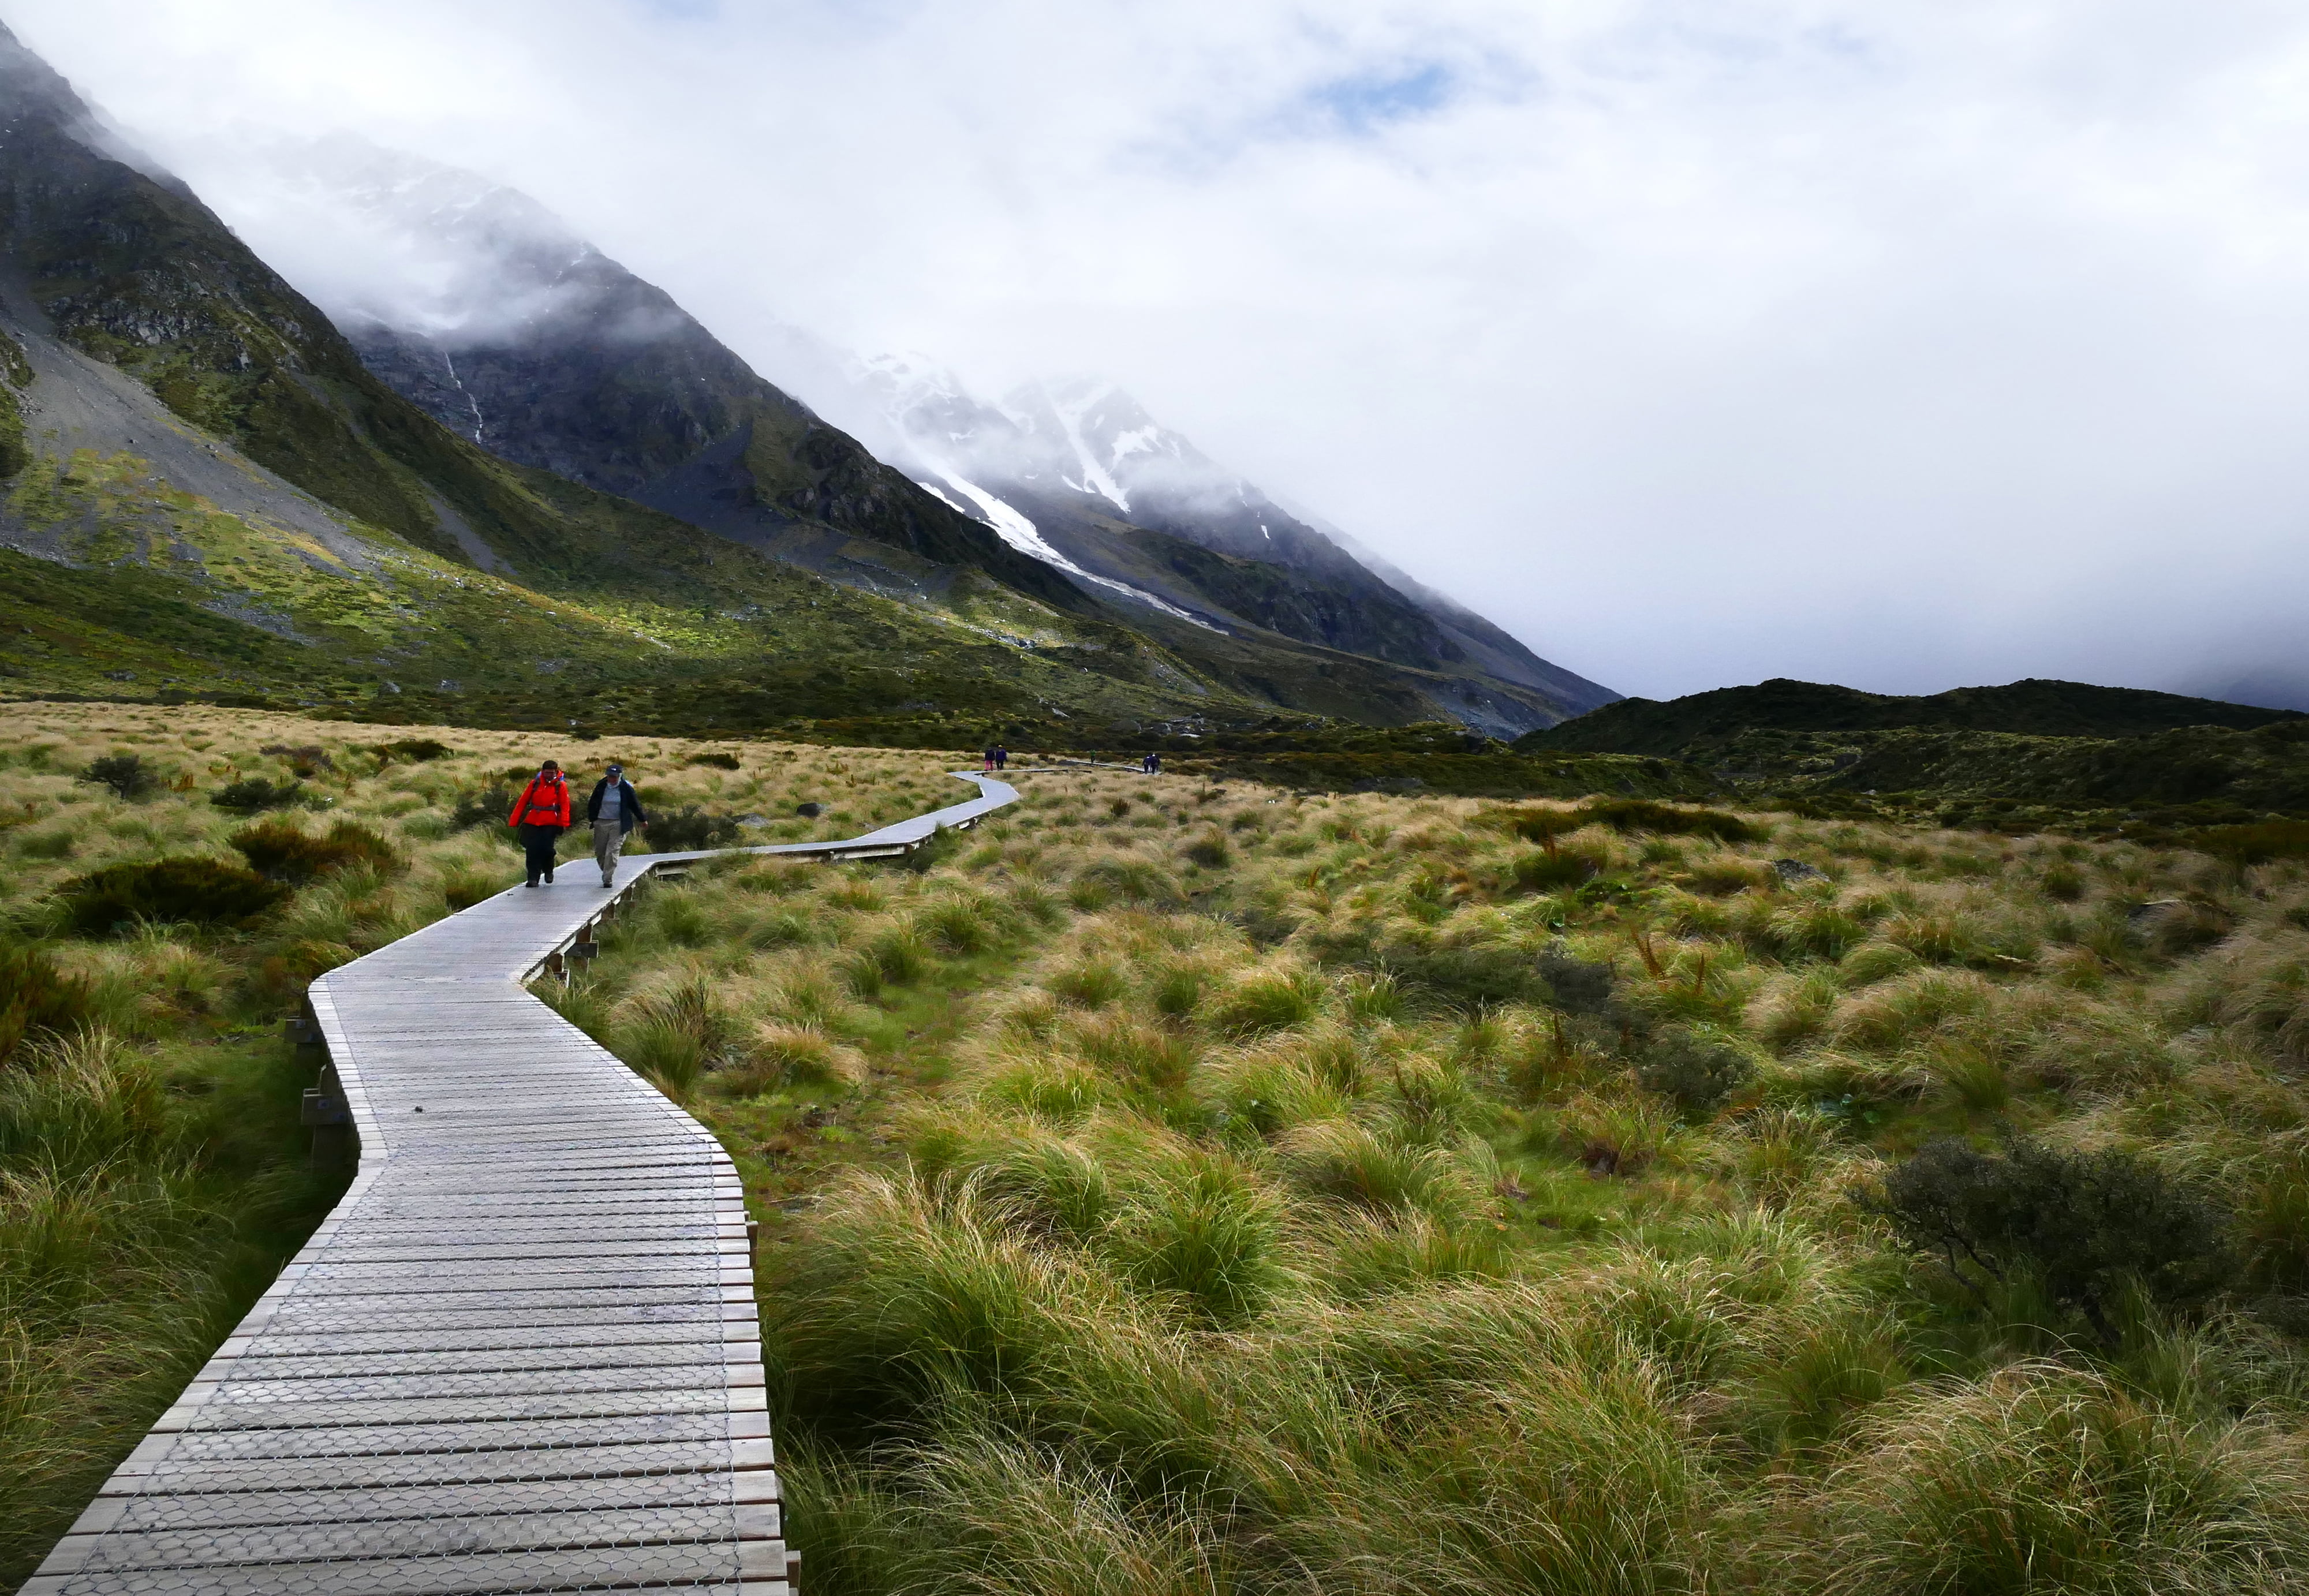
[5,701,2309,1593]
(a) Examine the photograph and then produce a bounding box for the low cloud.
[11,0,2309,701]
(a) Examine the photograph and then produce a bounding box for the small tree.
[211,778,307,814]
[1866,1137,2230,1341]
[80,754,155,801]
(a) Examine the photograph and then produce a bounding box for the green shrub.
[1536,947,1616,1016]
[1866,1137,2230,1339]
[2039,861,2087,900]
[1488,804,1587,841]
[372,737,452,763]
[844,927,932,995]
[449,780,520,831]
[1380,945,1543,1012]
[687,751,743,771]
[1579,797,1760,842]
[1771,899,1868,962]
[648,806,747,851]
[229,818,402,883]
[259,744,331,779]
[78,756,155,802]
[0,942,92,1066]
[2185,819,2309,867]
[55,858,288,937]
[918,897,999,956]
[1635,1025,1753,1113]
[211,778,305,814]
[1838,941,1920,987]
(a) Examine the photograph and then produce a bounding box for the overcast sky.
[11,0,2309,703]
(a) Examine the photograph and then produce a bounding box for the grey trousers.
[592,820,626,883]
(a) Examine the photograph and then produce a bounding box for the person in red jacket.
[509,759,572,887]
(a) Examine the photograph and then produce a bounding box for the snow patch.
[1042,384,1131,512]
[929,469,1214,629]
[1109,424,1163,461]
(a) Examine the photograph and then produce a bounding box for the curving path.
[27,774,1019,1596]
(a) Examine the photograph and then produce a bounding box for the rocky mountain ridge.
[843,355,1616,725]
[208,137,1609,732]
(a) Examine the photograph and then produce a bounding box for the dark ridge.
[1521,677,2306,758]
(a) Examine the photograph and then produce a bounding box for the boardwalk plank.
[26,775,1014,1593]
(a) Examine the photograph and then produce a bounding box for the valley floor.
[4,702,2309,1594]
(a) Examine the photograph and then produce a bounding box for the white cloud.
[11,0,2309,700]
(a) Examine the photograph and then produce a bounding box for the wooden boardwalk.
[27,775,1019,1596]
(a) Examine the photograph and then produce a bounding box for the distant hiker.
[982,746,996,773]
[509,760,571,888]
[585,762,649,888]
[1142,750,1161,775]
[994,745,1008,771]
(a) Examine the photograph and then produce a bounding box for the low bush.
[0,942,92,1066]
[1578,798,1760,842]
[1866,1137,2231,1339]
[648,806,748,851]
[1536,947,1616,1016]
[1101,1156,1286,1326]
[687,751,743,771]
[372,737,452,763]
[438,865,504,911]
[449,769,540,831]
[78,755,155,801]
[211,778,305,814]
[2185,819,2309,866]
[1380,944,1544,1011]
[258,744,331,779]
[54,858,288,937]
[1487,803,1587,842]
[228,818,402,884]
[1636,1025,1754,1113]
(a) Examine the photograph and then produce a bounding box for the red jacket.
[509,772,571,829]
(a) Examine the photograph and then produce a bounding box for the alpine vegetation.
[10,698,2309,1592]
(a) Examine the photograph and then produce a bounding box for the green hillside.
[0,21,1615,747]
[1527,677,2301,760]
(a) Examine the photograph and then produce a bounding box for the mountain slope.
[0,28,1591,745]
[154,135,1088,615]
[849,359,1618,724]
[203,140,1607,734]
[0,25,1253,732]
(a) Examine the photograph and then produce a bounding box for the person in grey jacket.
[584,763,648,887]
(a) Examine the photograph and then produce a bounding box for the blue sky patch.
[1301,61,1457,135]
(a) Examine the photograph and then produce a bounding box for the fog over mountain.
[13,0,2308,703]
[170,134,1608,730]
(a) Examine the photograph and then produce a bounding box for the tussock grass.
[14,701,2309,1590]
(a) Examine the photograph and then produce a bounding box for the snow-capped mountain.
[198,137,1613,730]
[832,357,1619,723]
